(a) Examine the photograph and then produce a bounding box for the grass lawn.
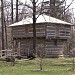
[0,58,75,75]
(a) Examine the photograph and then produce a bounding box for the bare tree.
[16,0,18,22]
[32,0,36,55]
[11,0,13,23]
[1,0,5,50]
[4,16,8,49]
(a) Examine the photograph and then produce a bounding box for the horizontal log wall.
[12,24,46,38]
[14,38,66,57]
[12,23,71,57]
[46,24,71,39]
[59,25,71,37]
[12,23,71,39]
[12,26,26,38]
[45,40,65,57]
[14,38,45,56]
[46,25,56,37]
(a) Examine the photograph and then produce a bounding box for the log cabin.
[9,14,73,58]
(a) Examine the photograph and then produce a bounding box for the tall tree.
[32,0,36,55]
[1,0,5,50]
[4,16,8,49]
[16,0,18,22]
[11,0,13,23]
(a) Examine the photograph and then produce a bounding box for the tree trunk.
[32,0,36,55]
[16,0,18,22]
[11,0,13,23]
[4,16,8,49]
[1,0,4,50]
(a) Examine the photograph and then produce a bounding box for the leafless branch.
[65,0,74,10]
[36,0,44,19]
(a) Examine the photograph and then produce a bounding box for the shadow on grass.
[62,60,72,63]
[50,64,66,66]
[46,63,72,67]
[15,59,36,66]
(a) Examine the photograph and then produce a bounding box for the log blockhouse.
[9,14,73,57]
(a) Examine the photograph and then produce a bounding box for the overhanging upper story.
[9,14,73,40]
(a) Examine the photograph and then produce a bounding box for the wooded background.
[0,0,75,50]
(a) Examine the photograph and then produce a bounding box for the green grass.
[0,58,75,75]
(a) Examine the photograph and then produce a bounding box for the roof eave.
[9,22,73,27]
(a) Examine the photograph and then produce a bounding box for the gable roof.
[9,14,73,27]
